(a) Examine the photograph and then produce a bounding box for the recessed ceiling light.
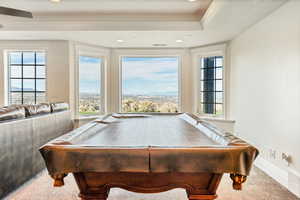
[176,39,184,43]
[49,0,61,3]
[188,0,197,2]
[117,39,124,43]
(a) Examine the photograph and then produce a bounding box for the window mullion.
[34,52,37,104]
[214,56,216,115]
[21,52,24,105]
[200,55,224,116]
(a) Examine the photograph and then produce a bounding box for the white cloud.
[122,59,179,95]
[122,60,178,82]
[79,62,101,81]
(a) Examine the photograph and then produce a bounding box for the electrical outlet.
[282,153,291,166]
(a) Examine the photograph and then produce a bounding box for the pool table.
[40,113,258,200]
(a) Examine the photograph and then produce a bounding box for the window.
[78,56,102,116]
[8,51,46,105]
[200,56,224,115]
[121,57,179,113]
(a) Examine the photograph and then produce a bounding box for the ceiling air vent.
[152,44,168,47]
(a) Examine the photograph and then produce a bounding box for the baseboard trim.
[255,156,300,198]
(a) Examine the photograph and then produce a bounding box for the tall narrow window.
[8,51,46,105]
[200,56,224,115]
[121,57,179,113]
[78,56,102,116]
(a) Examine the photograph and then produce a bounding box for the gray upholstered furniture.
[0,103,73,198]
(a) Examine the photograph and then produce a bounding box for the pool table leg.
[79,191,109,200]
[230,174,247,190]
[186,173,221,200]
[74,173,110,200]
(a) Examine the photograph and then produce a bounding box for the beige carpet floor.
[5,167,299,200]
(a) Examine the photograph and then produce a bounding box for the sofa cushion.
[24,104,51,117]
[50,102,69,112]
[0,106,26,122]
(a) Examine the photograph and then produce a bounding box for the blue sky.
[79,56,179,96]
[10,52,45,65]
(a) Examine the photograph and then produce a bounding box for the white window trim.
[191,44,227,119]
[118,54,183,113]
[74,45,109,119]
[4,49,48,105]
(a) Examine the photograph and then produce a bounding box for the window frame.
[6,50,47,105]
[191,44,227,119]
[119,55,182,113]
[200,56,224,116]
[75,53,106,118]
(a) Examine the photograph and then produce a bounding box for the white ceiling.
[0,0,288,48]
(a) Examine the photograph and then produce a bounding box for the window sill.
[76,115,104,121]
[195,114,235,123]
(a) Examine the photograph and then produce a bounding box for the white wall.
[229,1,300,196]
[0,40,70,106]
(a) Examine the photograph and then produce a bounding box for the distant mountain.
[123,92,178,96]
[79,92,178,97]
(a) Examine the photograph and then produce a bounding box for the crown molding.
[32,13,200,22]
[0,21,203,31]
